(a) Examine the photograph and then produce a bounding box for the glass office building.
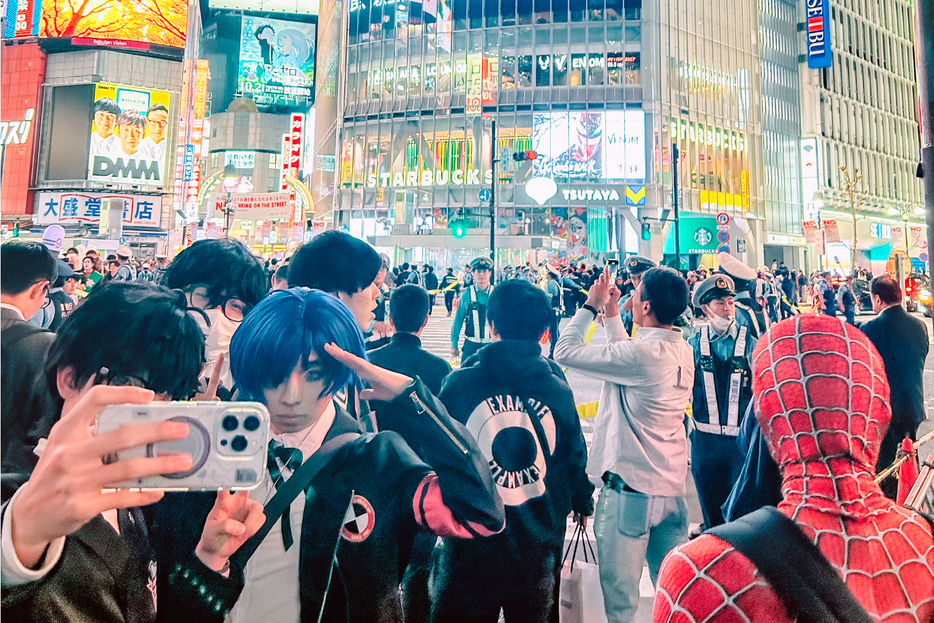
[334,0,776,267]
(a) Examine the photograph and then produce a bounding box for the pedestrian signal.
[512,150,538,162]
[641,221,651,241]
[451,220,467,238]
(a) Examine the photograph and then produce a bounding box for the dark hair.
[487,279,551,341]
[230,288,366,401]
[45,282,204,400]
[389,285,430,334]
[93,97,120,116]
[147,104,169,115]
[1,241,57,295]
[870,275,901,305]
[274,262,290,284]
[117,109,146,129]
[164,238,267,306]
[287,231,381,296]
[640,267,688,326]
[402,262,410,271]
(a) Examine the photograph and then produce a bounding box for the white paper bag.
[558,524,608,623]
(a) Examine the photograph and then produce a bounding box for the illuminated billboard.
[5,0,41,37]
[532,110,645,181]
[87,83,171,188]
[238,15,316,110]
[40,0,187,49]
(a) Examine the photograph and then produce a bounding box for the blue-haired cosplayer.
[153,288,505,623]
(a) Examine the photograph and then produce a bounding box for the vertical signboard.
[287,114,304,237]
[805,0,833,69]
[6,0,41,37]
[1,43,45,216]
[280,133,291,192]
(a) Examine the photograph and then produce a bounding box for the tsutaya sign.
[365,169,493,188]
[562,188,622,202]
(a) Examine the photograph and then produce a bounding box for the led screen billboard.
[87,83,171,188]
[5,0,41,37]
[39,0,187,49]
[532,110,645,181]
[238,15,316,110]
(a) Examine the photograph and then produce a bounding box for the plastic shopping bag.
[558,522,607,623]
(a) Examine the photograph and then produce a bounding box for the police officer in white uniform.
[687,274,756,528]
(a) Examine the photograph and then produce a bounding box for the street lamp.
[839,166,864,273]
[220,163,238,236]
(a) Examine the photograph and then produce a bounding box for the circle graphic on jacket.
[466,395,554,506]
[340,494,375,542]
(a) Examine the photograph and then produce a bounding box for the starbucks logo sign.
[694,227,713,246]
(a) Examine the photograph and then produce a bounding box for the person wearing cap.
[836,273,857,325]
[715,252,767,339]
[47,260,81,332]
[451,256,495,362]
[816,270,838,318]
[114,245,136,281]
[616,255,657,336]
[687,275,756,530]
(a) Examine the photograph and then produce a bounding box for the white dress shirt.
[228,402,336,623]
[554,310,695,497]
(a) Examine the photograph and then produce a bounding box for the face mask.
[192,309,238,387]
[709,314,734,334]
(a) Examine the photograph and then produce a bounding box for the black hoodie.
[439,340,593,556]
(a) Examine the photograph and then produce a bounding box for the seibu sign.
[365,169,493,188]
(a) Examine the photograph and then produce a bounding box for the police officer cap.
[692,274,736,308]
[624,255,657,275]
[116,245,133,259]
[716,252,757,281]
[470,257,494,272]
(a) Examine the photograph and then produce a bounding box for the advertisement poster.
[87,83,171,188]
[39,0,187,48]
[533,111,645,181]
[239,15,316,110]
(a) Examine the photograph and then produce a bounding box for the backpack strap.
[706,507,873,623]
[229,432,360,569]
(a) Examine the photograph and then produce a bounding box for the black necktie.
[267,440,304,550]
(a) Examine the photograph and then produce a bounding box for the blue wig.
[230,288,367,402]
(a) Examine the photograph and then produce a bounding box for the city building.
[334,0,779,269]
[799,0,925,275]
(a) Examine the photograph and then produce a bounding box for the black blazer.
[367,333,452,395]
[860,305,929,427]
[1,307,57,461]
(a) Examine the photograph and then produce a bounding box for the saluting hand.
[324,343,414,402]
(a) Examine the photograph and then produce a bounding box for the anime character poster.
[533,112,605,180]
[239,16,316,110]
[551,207,589,258]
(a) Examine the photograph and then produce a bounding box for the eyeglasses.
[40,282,52,309]
[184,284,253,322]
[148,119,168,128]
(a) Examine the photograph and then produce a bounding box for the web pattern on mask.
[653,315,934,623]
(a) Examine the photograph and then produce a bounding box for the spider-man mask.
[751,315,891,475]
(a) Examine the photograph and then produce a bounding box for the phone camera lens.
[243,415,260,431]
[231,435,248,452]
[222,415,239,431]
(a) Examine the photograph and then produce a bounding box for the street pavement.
[416,304,934,622]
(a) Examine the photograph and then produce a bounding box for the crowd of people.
[0,231,932,623]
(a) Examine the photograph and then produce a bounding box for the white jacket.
[554,310,695,497]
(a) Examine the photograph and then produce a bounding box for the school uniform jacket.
[152,379,504,623]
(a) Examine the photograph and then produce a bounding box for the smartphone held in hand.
[96,402,270,491]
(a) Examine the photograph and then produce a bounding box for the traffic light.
[451,220,467,238]
[512,150,538,162]
[12,220,19,237]
[641,220,651,241]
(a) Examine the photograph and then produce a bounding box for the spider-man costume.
[654,315,934,622]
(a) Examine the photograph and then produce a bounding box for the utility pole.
[915,0,934,278]
[839,165,863,273]
[672,143,681,269]
[489,120,497,270]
